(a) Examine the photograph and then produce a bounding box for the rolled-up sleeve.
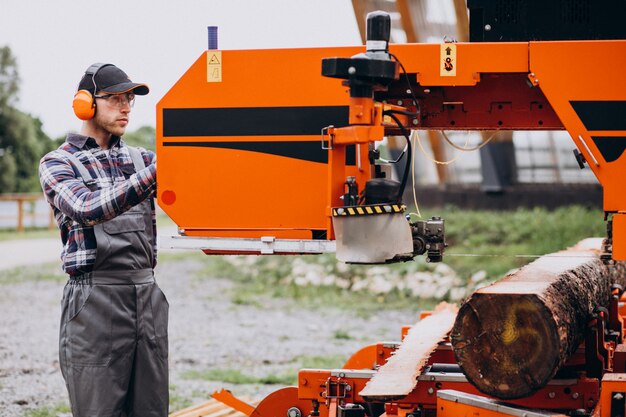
[39,151,156,226]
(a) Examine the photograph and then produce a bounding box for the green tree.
[0,46,19,109]
[0,46,52,193]
[124,125,155,152]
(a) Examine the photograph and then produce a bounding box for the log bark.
[451,238,626,400]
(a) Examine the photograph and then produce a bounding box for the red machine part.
[297,368,599,413]
[252,387,321,417]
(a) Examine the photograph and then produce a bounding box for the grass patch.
[333,330,352,340]
[422,205,605,279]
[194,255,436,315]
[169,384,193,412]
[0,263,65,285]
[298,354,348,369]
[23,403,71,417]
[182,354,348,387]
[167,206,605,310]
[157,250,204,263]
[182,368,295,386]
[233,277,435,316]
[0,227,57,242]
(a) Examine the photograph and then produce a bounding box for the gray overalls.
[59,147,168,417]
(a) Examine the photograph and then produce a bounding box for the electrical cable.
[383,111,412,204]
[441,130,498,152]
[378,144,408,164]
[383,111,423,218]
[388,52,420,117]
[410,130,421,219]
[388,53,424,217]
[415,131,469,165]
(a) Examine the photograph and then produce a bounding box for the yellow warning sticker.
[440,44,457,77]
[207,51,222,82]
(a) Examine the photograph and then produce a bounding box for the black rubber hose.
[383,111,412,203]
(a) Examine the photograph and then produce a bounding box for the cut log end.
[451,293,561,399]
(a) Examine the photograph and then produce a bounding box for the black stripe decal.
[162,140,356,165]
[570,101,626,131]
[591,136,626,163]
[163,106,350,137]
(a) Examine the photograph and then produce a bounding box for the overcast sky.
[0,0,360,138]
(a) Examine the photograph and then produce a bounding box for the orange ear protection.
[72,63,112,121]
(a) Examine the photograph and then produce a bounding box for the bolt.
[412,119,418,125]
[548,392,556,399]
[345,385,352,392]
[288,408,302,417]
[348,67,356,75]
[485,24,492,31]
[572,392,579,399]
[397,100,403,106]
[339,372,345,378]
[534,79,539,84]
[406,89,412,94]
[427,388,434,395]
[424,89,431,94]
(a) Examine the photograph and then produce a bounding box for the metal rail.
[160,235,336,255]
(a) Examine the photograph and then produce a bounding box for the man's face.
[93,92,135,136]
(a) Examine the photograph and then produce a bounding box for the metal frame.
[160,235,336,255]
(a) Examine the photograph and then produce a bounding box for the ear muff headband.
[72,63,113,120]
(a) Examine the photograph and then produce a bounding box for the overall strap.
[127,146,146,171]
[56,148,97,187]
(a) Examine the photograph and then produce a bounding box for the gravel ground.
[0,253,420,417]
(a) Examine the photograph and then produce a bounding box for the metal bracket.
[321,125,335,150]
[325,379,350,399]
[577,135,600,167]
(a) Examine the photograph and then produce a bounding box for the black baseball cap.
[78,63,149,95]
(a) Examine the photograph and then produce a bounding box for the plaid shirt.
[39,133,157,276]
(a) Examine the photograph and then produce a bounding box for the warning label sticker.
[207,51,222,82]
[440,44,457,77]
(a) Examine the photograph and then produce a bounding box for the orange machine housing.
[157,40,626,259]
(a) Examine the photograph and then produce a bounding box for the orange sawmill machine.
[158,3,626,417]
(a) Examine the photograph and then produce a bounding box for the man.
[39,63,168,416]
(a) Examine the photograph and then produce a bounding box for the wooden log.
[451,238,626,400]
[359,302,458,400]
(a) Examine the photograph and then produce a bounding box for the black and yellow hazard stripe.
[332,204,406,217]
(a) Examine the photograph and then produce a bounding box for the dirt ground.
[0,253,420,417]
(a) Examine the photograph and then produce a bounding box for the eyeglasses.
[94,93,136,108]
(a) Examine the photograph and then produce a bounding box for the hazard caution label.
[440,44,457,77]
[207,51,222,82]
[332,204,405,217]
